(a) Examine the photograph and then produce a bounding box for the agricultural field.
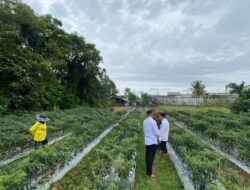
[170,124,250,189]
[0,106,250,190]
[1,1,250,190]
[50,110,183,190]
[0,108,125,189]
[50,110,142,189]
[162,106,250,189]
[163,106,250,167]
[0,108,123,162]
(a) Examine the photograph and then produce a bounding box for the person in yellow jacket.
[29,112,49,150]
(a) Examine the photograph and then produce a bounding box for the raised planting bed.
[170,124,250,190]
[167,110,250,167]
[50,110,141,190]
[0,108,118,161]
[0,109,126,190]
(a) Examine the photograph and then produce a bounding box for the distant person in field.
[143,109,160,178]
[29,113,49,150]
[158,112,170,158]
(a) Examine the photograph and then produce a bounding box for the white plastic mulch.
[174,121,250,175]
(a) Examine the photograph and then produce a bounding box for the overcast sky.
[22,0,250,95]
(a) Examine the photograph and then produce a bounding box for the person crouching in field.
[158,112,170,158]
[143,110,160,178]
[29,113,49,150]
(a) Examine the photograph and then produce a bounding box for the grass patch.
[134,133,183,190]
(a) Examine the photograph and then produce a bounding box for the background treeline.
[227,82,250,113]
[0,0,118,112]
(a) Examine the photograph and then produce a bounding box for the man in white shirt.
[158,112,170,158]
[143,110,160,178]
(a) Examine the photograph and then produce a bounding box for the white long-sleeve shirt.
[143,117,160,145]
[159,118,170,141]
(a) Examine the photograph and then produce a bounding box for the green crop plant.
[0,109,125,190]
[170,124,250,190]
[166,109,250,166]
[50,110,141,190]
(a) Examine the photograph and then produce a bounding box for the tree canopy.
[191,80,206,98]
[0,0,118,111]
[227,82,250,113]
[124,88,139,103]
[226,82,246,95]
[140,92,153,106]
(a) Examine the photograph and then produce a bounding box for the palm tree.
[191,80,206,97]
[226,82,245,95]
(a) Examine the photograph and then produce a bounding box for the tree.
[231,84,250,113]
[140,92,152,106]
[226,82,246,96]
[231,98,250,113]
[100,74,118,99]
[124,88,139,103]
[0,0,115,110]
[191,80,206,98]
[65,35,103,105]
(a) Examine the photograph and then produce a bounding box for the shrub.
[231,99,250,113]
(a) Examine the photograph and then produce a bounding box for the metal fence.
[152,96,204,106]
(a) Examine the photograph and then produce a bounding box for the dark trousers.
[145,144,157,176]
[34,141,41,150]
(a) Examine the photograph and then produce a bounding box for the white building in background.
[152,92,203,106]
[151,92,238,106]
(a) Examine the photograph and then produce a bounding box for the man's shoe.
[149,174,156,178]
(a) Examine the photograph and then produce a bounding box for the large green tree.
[0,0,116,111]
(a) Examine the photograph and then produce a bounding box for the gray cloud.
[23,0,250,94]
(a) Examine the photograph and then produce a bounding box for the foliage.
[0,0,117,111]
[124,88,140,104]
[166,109,250,166]
[100,74,119,106]
[225,82,250,113]
[231,86,250,113]
[0,107,115,160]
[231,98,250,113]
[191,80,206,98]
[50,110,140,190]
[140,92,153,106]
[170,125,250,190]
[0,108,124,190]
[226,81,246,95]
[203,97,230,107]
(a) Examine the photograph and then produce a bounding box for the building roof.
[116,96,130,102]
[167,92,181,96]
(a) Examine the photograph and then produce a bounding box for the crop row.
[0,108,119,160]
[167,110,250,166]
[170,124,250,190]
[0,109,126,190]
[50,110,141,190]
[170,125,250,190]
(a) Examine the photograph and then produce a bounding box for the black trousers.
[145,144,157,176]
